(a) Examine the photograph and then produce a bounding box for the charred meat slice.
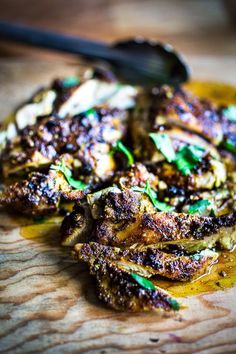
[132,124,226,192]
[132,85,235,148]
[74,242,218,281]
[0,169,87,215]
[1,108,128,184]
[74,243,179,312]
[61,187,236,248]
[113,162,159,190]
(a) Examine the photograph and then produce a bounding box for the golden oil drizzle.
[20,222,61,241]
[185,80,236,105]
[154,248,236,297]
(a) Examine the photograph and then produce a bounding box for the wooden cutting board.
[0,60,236,354]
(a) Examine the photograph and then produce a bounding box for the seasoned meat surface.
[74,242,180,312]
[75,242,218,281]
[1,108,128,184]
[61,187,236,247]
[132,85,235,148]
[0,72,235,314]
[0,170,67,215]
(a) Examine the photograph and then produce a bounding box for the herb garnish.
[149,133,205,175]
[174,145,205,176]
[131,273,156,290]
[84,108,98,119]
[50,160,87,190]
[132,181,174,212]
[222,138,236,154]
[149,133,175,162]
[62,76,80,88]
[222,105,236,122]
[168,298,180,311]
[112,141,134,167]
[131,273,180,310]
[188,199,210,214]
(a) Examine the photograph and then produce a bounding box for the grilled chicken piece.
[75,242,218,281]
[61,187,236,249]
[0,169,88,215]
[113,162,159,190]
[132,85,235,148]
[74,243,180,312]
[1,108,128,184]
[131,122,226,192]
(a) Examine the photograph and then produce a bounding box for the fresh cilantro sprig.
[112,140,134,167]
[149,133,175,162]
[84,108,98,119]
[62,76,80,88]
[132,180,174,212]
[222,138,236,154]
[149,133,205,175]
[131,273,180,310]
[50,160,87,190]
[131,273,156,290]
[168,298,180,311]
[188,199,210,214]
[222,105,236,122]
[174,145,205,176]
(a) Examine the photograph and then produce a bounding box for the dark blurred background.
[0,0,235,118]
[0,0,235,59]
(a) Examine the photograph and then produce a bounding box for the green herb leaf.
[168,298,180,311]
[84,108,98,119]
[149,133,176,162]
[62,76,80,88]
[222,105,236,122]
[50,160,87,190]
[188,199,210,214]
[174,145,205,175]
[113,141,134,166]
[222,138,236,154]
[131,273,156,290]
[149,133,205,175]
[132,181,174,212]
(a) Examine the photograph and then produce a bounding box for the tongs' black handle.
[0,20,117,61]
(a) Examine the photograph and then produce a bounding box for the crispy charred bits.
[0,171,62,215]
[75,242,218,281]
[74,243,178,312]
[1,107,128,183]
[0,170,87,215]
[113,162,159,189]
[61,187,236,247]
[95,263,176,312]
[132,85,234,147]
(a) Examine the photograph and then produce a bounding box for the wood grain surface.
[0,61,236,354]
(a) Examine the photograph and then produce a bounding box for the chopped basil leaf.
[222,138,236,154]
[50,160,87,190]
[174,145,205,176]
[149,133,176,162]
[131,273,156,290]
[149,132,205,175]
[113,141,134,166]
[222,105,236,122]
[168,298,180,311]
[84,108,98,119]
[62,76,80,88]
[188,199,210,214]
[132,181,174,212]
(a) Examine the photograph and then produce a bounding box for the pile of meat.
[0,71,235,312]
